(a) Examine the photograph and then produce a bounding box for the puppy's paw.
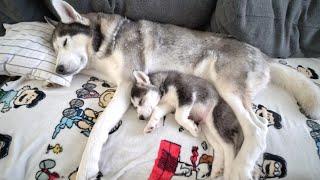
[143,125,155,134]
[143,120,160,134]
[186,122,200,137]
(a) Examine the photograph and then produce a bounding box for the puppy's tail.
[269,62,320,119]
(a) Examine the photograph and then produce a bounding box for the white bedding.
[0,22,73,87]
[0,58,319,180]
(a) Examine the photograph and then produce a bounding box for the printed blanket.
[0,58,319,180]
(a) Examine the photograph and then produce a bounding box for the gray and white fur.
[47,1,320,179]
[131,70,244,178]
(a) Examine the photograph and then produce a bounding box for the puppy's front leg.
[144,103,174,134]
[175,106,200,137]
[77,82,132,180]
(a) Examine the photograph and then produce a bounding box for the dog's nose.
[139,115,146,120]
[56,65,65,74]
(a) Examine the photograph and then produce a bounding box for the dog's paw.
[143,121,159,134]
[186,122,200,137]
[211,167,224,179]
[143,125,155,134]
[251,166,261,180]
[229,163,253,180]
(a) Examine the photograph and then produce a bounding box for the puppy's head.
[131,71,160,120]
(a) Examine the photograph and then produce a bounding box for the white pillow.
[0,22,73,87]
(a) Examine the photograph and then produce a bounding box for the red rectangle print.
[149,140,181,180]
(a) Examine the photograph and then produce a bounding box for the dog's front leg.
[175,106,200,137]
[77,81,132,180]
[144,103,174,134]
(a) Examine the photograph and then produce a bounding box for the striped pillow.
[0,22,72,87]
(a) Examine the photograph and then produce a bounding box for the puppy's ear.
[51,0,86,24]
[133,71,150,85]
[44,16,58,28]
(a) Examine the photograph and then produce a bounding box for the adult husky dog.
[47,0,320,179]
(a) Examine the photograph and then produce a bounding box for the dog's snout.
[139,115,146,120]
[56,65,65,74]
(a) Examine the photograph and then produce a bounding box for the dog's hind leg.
[269,62,320,119]
[208,75,266,180]
[216,91,267,180]
[202,120,235,180]
[245,69,270,130]
[202,126,224,179]
[207,57,267,179]
[77,82,132,180]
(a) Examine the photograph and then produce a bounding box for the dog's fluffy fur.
[48,0,320,179]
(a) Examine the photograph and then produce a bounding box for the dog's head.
[131,71,161,120]
[45,0,92,76]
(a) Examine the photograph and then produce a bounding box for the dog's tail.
[269,62,320,119]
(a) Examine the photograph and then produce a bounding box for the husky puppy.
[47,1,320,179]
[131,70,244,177]
[131,70,218,136]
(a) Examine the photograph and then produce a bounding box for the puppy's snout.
[56,65,66,74]
[139,115,146,120]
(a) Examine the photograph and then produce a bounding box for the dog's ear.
[44,16,58,28]
[133,71,150,85]
[51,0,85,24]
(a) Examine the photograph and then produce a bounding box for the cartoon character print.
[254,153,287,180]
[35,159,60,180]
[0,75,21,87]
[52,99,102,139]
[108,120,123,135]
[175,148,213,180]
[76,83,99,99]
[278,60,319,80]
[68,168,78,180]
[46,144,63,154]
[87,77,112,88]
[68,168,103,180]
[297,65,319,79]
[86,77,116,108]
[306,120,320,158]
[179,126,185,132]
[254,104,282,129]
[99,89,116,108]
[190,146,199,171]
[0,85,46,113]
[76,77,116,108]
[201,141,208,151]
[149,140,214,180]
[149,140,180,179]
[0,133,12,159]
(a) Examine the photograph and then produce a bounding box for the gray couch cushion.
[114,0,215,29]
[45,0,216,30]
[211,0,320,58]
[0,0,52,36]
